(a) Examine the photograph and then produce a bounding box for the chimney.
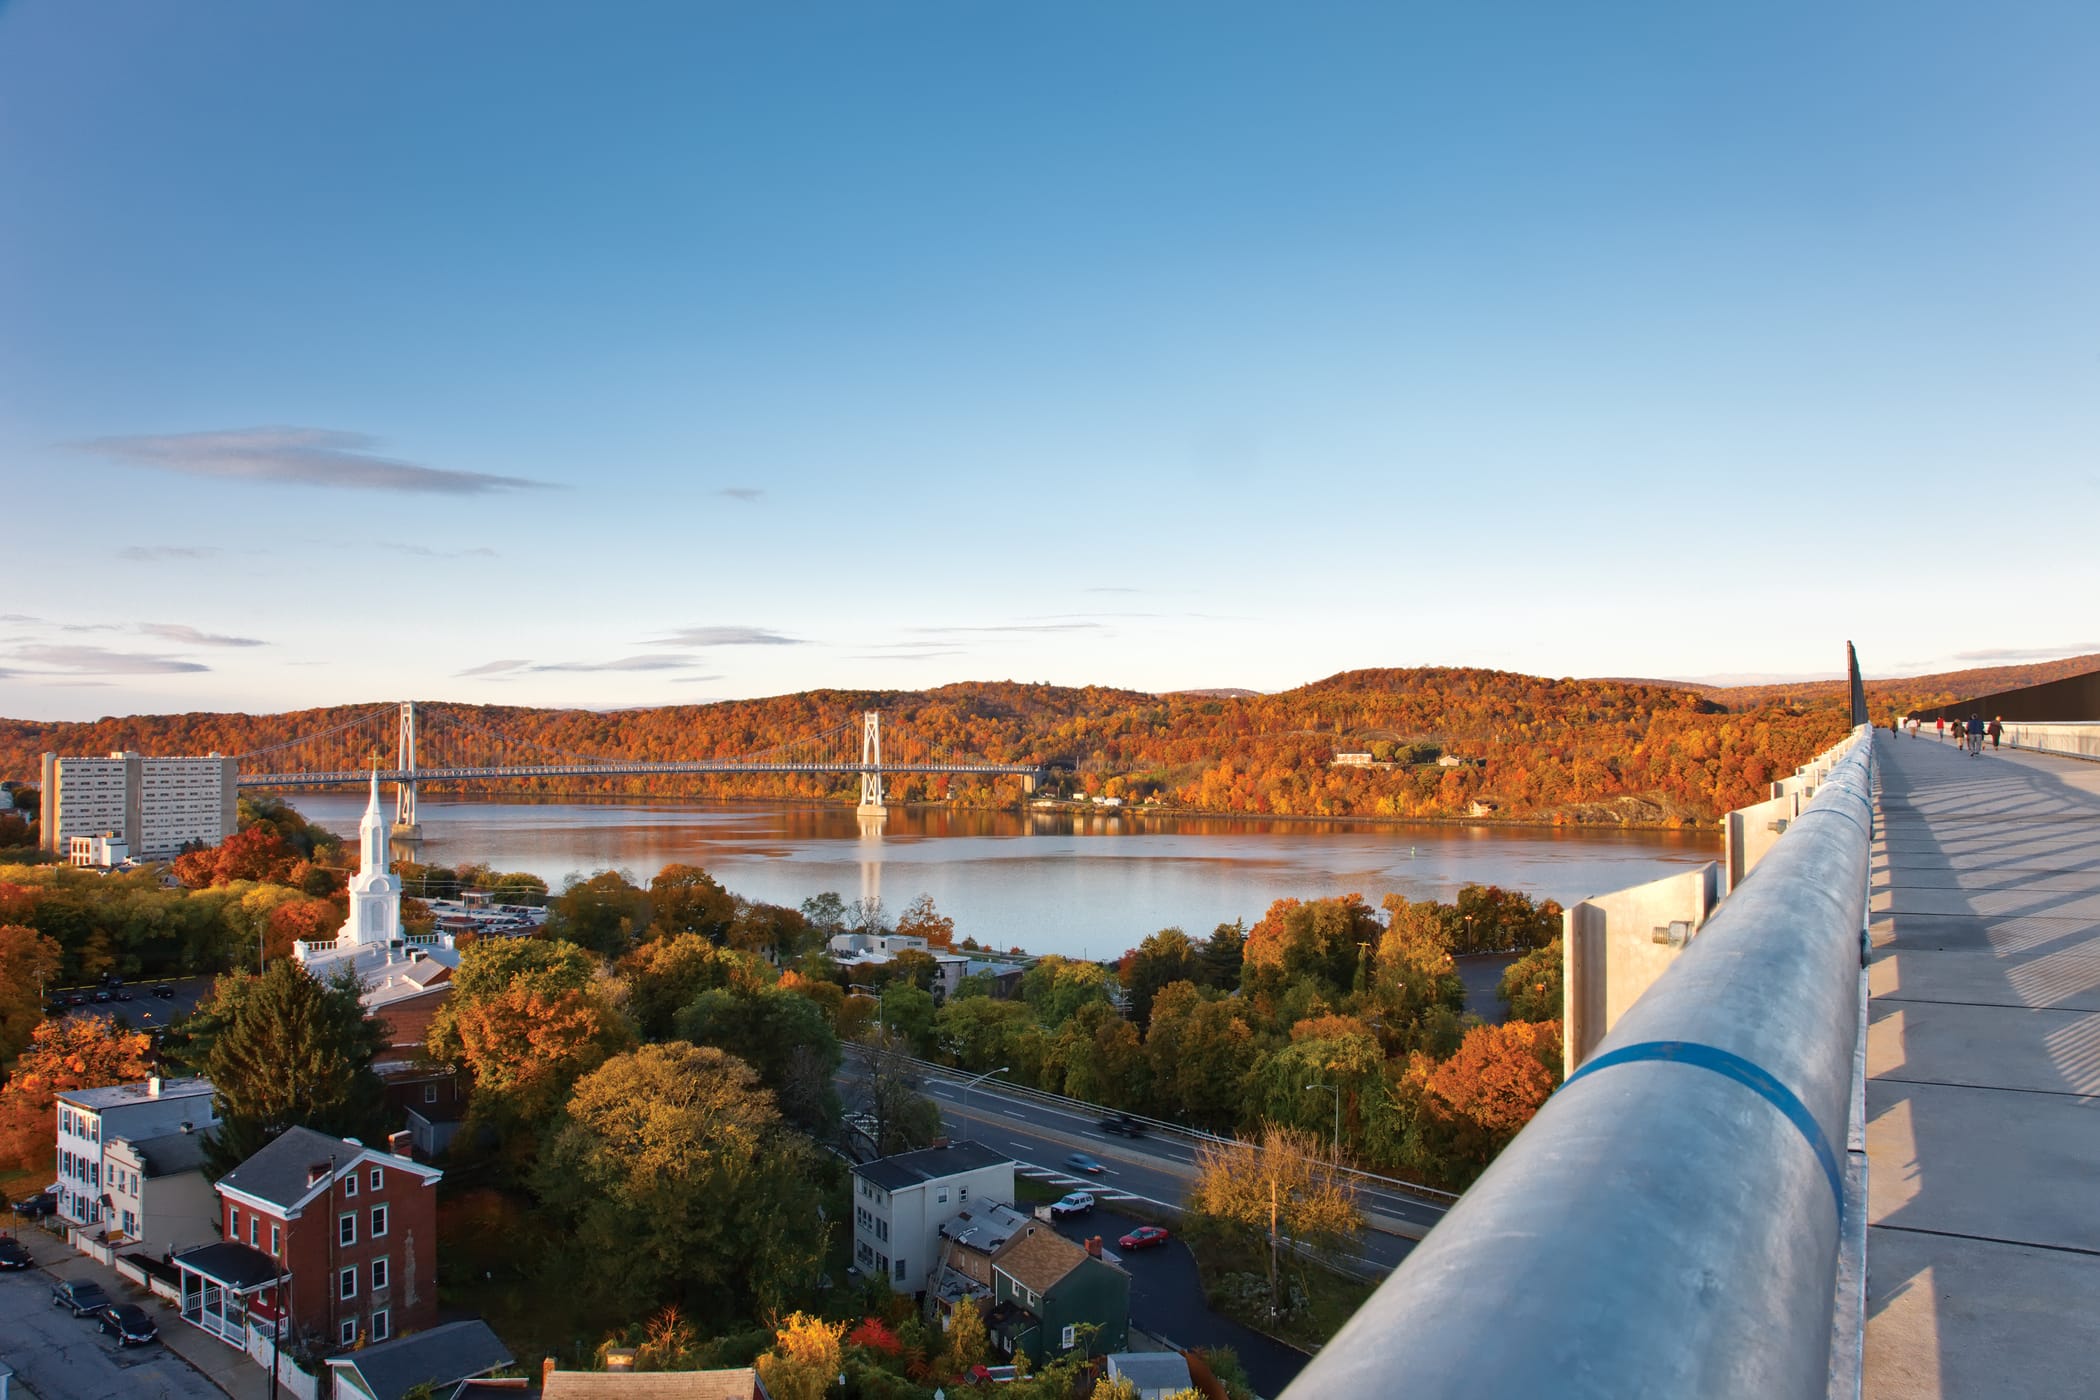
[605,1349,637,1372]
[541,1359,556,1390]
[388,1131,413,1159]
[147,1076,163,1098]
[1085,1236,1102,1259]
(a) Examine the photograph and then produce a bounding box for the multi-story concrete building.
[53,1075,218,1229]
[851,1141,1014,1292]
[39,751,238,859]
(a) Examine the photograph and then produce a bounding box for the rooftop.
[940,1202,1035,1255]
[854,1140,1012,1192]
[57,1077,214,1111]
[326,1318,513,1400]
[541,1369,762,1400]
[1107,1352,1195,1391]
[114,1127,210,1178]
[992,1222,1090,1295]
[217,1124,438,1212]
[173,1240,281,1292]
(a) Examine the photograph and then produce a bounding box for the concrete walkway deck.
[1864,733,2100,1398]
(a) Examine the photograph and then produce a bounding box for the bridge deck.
[1865,735,2100,1397]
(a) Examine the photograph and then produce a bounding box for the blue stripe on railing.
[1564,1039,1845,1217]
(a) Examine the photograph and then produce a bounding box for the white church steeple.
[341,755,401,950]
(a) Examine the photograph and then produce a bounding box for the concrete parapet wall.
[2003,721,2100,762]
[1563,862,1720,1074]
[1727,793,1798,892]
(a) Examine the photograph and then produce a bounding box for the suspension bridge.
[234,702,1044,832]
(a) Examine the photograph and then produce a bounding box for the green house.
[986,1222,1130,1361]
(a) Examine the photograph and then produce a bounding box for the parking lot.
[45,975,218,1037]
[0,1229,224,1400]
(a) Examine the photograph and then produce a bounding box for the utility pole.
[955,1066,1009,1145]
[1306,1082,1340,1164]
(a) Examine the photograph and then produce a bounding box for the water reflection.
[291,795,1719,960]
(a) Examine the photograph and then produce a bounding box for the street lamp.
[956,1066,1009,1145]
[1304,1082,1340,1164]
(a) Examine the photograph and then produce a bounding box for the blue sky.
[2,2,2096,720]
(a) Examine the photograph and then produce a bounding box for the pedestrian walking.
[1989,716,2004,751]
[1967,713,1985,756]
[1936,717,1946,743]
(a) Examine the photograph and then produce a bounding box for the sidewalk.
[12,1221,274,1400]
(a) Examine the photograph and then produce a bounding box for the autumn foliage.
[0,1016,156,1168]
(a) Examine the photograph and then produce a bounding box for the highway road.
[916,1076,1421,1276]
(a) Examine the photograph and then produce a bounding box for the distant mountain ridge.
[5,654,2081,827]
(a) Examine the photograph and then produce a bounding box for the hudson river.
[292,795,1719,961]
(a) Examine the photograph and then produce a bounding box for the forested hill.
[1,668,1858,826]
[1707,653,2100,715]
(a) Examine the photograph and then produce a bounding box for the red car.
[1118,1226,1171,1251]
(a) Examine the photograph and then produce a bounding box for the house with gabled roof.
[325,1318,514,1400]
[172,1124,441,1351]
[986,1222,1129,1361]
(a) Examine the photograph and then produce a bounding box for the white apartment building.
[68,833,130,868]
[39,751,238,859]
[53,1076,217,1229]
[851,1141,1015,1292]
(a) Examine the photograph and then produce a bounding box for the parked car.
[1118,1225,1171,1251]
[91,990,111,1004]
[115,988,133,1001]
[1063,1152,1105,1175]
[52,1280,113,1316]
[1098,1113,1146,1137]
[11,1191,58,1219]
[98,1303,160,1346]
[67,993,87,1007]
[1049,1191,1095,1220]
[153,984,174,998]
[0,1238,33,1269]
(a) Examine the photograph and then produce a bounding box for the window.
[339,1213,357,1247]
[370,1204,387,1238]
[1061,1325,1076,1349]
[343,1173,357,1198]
[895,1257,908,1281]
[960,1186,969,1202]
[937,1188,949,1204]
[370,1256,388,1290]
[339,1265,357,1300]
[369,1167,382,1191]
[248,1217,257,1247]
[229,1206,240,1238]
[122,1209,137,1236]
[370,1308,389,1342]
[339,1318,357,1346]
[423,1084,438,1104]
[271,1224,281,1255]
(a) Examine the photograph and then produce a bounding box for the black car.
[67,993,87,1007]
[1098,1113,1146,1137]
[0,1237,32,1269]
[52,1279,113,1316]
[99,1303,160,1346]
[92,990,111,1004]
[11,1191,57,1219]
[154,984,174,998]
[115,989,133,1001]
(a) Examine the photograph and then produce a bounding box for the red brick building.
[173,1125,442,1351]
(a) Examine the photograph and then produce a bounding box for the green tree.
[547,870,652,956]
[1143,982,1261,1132]
[1049,1001,1146,1107]
[876,981,937,1054]
[1021,955,1115,1026]
[620,933,761,1041]
[674,986,842,1130]
[844,1031,944,1157]
[429,937,599,1060]
[1119,927,1201,1031]
[1499,937,1563,1023]
[534,1044,829,1320]
[193,961,387,1173]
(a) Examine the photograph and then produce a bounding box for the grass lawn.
[1181,1225,1377,1354]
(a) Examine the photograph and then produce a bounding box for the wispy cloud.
[908,622,1106,636]
[851,649,967,661]
[379,542,500,559]
[120,545,221,562]
[137,623,265,648]
[76,426,553,495]
[6,644,210,676]
[717,487,765,503]
[645,626,806,648]
[1951,644,2100,664]
[458,654,708,676]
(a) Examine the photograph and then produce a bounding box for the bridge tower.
[858,711,884,810]
[392,700,423,852]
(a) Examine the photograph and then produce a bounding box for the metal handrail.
[1281,727,1876,1399]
